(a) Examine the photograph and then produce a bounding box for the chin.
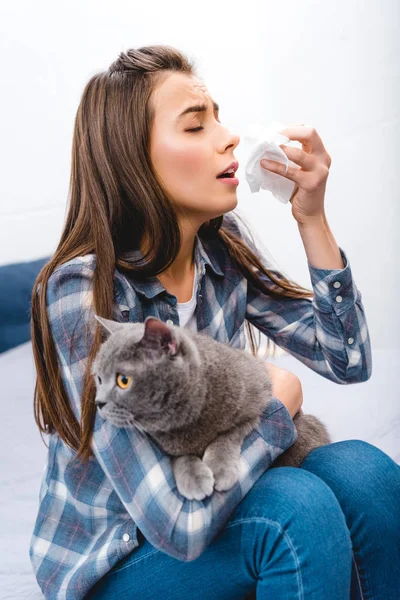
[99,403,135,428]
[214,194,238,213]
[225,195,239,212]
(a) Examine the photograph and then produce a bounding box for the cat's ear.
[141,316,178,357]
[94,315,124,338]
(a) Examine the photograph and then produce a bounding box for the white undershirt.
[176,261,198,330]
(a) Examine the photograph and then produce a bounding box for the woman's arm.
[264,362,303,418]
[230,213,372,384]
[297,212,344,270]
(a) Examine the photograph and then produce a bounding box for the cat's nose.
[96,401,106,409]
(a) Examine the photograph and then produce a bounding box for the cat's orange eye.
[116,373,131,390]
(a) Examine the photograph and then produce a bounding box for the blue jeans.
[86,441,400,599]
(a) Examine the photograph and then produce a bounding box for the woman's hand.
[264,362,303,419]
[260,125,332,226]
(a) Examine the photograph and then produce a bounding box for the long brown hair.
[31,45,313,462]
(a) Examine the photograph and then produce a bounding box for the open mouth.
[216,169,239,185]
[216,161,239,179]
[216,172,235,179]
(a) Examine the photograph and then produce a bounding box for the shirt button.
[335,295,343,303]
[333,281,341,288]
[122,533,130,542]
[348,337,354,344]
[166,319,173,326]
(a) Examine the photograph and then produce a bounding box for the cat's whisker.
[131,418,147,434]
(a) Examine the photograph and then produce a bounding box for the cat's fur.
[91,315,332,500]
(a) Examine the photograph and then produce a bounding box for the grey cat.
[91,315,332,501]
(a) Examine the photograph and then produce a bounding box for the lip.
[217,176,239,186]
[216,160,239,178]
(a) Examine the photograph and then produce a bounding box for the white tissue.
[243,121,302,204]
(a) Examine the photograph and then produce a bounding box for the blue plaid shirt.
[29,213,372,599]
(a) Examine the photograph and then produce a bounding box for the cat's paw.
[172,455,215,501]
[202,447,240,492]
[212,463,240,492]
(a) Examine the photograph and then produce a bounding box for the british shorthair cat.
[91,315,331,500]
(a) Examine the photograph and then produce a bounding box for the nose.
[220,130,240,153]
[96,401,106,409]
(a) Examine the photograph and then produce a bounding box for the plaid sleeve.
[46,263,298,563]
[240,228,372,384]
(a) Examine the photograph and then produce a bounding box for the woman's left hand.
[260,125,332,226]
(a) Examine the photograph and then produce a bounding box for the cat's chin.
[99,403,137,429]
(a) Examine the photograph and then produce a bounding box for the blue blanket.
[0,257,50,353]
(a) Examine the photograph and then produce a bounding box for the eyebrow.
[176,101,219,120]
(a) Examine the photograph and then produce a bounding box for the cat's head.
[91,315,202,432]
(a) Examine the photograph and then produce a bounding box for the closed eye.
[186,111,221,133]
[186,119,222,133]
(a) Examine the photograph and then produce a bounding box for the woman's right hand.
[264,362,303,418]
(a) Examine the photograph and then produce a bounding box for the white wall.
[0,0,398,349]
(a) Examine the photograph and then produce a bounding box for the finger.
[278,145,316,171]
[279,126,326,155]
[260,158,305,186]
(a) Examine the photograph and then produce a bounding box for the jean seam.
[110,548,160,575]
[225,516,304,600]
[352,551,365,599]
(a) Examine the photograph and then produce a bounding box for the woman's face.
[149,71,240,226]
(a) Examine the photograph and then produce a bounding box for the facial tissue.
[243,121,303,204]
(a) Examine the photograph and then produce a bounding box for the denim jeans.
[86,440,400,599]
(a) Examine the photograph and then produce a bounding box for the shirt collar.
[120,234,224,299]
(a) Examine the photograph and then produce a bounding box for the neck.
[141,225,197,285]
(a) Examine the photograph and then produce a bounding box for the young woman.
[29,45,400,599]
